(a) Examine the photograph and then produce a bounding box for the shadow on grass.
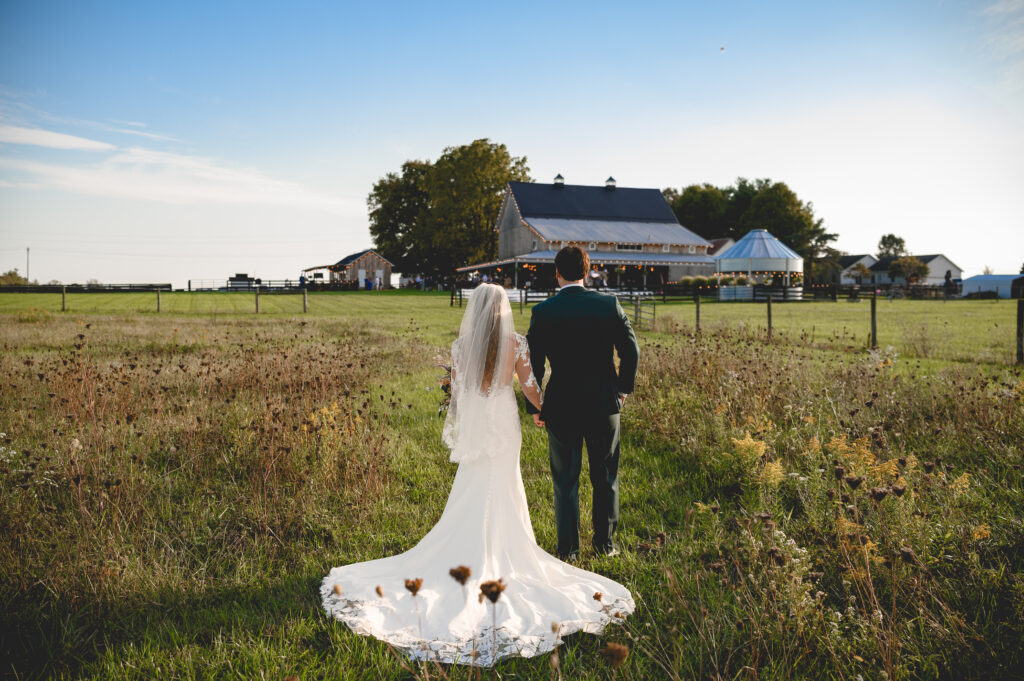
[2,572,330,680]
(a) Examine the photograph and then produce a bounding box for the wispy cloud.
[0,144,359,215]
[0,124,115,151]
[982,1,1024,59]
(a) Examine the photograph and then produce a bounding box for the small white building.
[960,274,1024,299]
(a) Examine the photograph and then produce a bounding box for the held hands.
[532,413,545,428]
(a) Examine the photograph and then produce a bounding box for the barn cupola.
[605,176,616,189]
[553,173,565,186]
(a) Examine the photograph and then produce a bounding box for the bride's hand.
[532,413,545,428]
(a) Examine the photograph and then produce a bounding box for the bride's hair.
[456,283,514,396]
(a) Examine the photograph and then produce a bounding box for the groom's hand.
[532,413,545,428]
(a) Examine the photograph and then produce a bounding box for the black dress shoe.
[557,552,578,563]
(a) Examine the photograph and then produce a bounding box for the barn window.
[688,245,696,254]
[616,244,642,252]
[662,244,670,253]
[531,239,537,251]
[588,242,597,250]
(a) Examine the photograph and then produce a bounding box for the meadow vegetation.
[1,292,1022,680]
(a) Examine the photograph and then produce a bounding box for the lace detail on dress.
[321,583,634,667]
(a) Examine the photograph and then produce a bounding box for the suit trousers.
[545,413,620,556]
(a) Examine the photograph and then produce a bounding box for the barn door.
[375,269,384,288]
[358,269,366,288]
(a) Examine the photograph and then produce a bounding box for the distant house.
[458,176,713,288]
[868,254,962,287]
[836,254,878,285]
[303,249,393,289]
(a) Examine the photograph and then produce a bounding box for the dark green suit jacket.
[526,286,639,424]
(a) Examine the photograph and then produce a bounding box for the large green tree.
[368,139,529,276]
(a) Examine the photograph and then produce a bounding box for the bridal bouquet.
[435,356,452,417]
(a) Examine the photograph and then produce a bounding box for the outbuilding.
[960,274,1024,299]
[303,249,393,289]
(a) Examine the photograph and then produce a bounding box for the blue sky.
[1,0,1022,286]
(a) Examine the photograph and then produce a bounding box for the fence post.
[188,280,191,292]
[61,286,66,312]
[255,286,260,314]
[157,289,161,313]
[303,288,308,313]
[766,296,773,340]
[695,293,701,334]
[450,287,455,307]
[1017,299,1023,364]
[870,291,878,348]
[634,297,640,327]
[459,288,463,308]
[520,289,524,315]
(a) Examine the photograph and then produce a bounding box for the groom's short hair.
[554,246,589,282]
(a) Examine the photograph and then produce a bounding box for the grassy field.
[1,291,1022,680]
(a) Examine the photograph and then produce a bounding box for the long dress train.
[320,333,635,666]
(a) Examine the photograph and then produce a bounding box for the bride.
[320,283,635,666]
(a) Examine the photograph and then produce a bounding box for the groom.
[526,246,639,560]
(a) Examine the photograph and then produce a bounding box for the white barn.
[869,254,962,286]
[458,176,714,289]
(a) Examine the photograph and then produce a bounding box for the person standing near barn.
[526,246,639,560]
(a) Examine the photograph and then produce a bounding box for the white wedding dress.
[320,323,635,666]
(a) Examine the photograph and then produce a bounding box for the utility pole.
[26,247,29,282]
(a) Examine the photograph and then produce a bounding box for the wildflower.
[891,483,906,497]
[759,460,785,486]
[833,466,846,480]
[844,475,865,490]
[950,472,971,495]
[972,524,991,540]
[899,546,915,563]
[599,642,629,668]
[479,579,506,604]
[594,592,603,601]
[405,578,423,596]
[449,565,472,586]
[923,461,935,474]
[869,487,889,502]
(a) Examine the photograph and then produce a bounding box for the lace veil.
[442,283,517,462]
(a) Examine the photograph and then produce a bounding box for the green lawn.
[1,292,1022,680]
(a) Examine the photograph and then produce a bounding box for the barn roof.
[508,181,679,223]
[332,249,393,268]
[523,217,708,246]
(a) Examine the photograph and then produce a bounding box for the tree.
[665,183,730,239]
[736,180,838,279]
[1020,262,1024,274]
[877,234,907,259]
[368,139,529,276]
[367,160,432,273]
[849,262,872,284]
[663,177,837,281]
[1,269,28,285]
[889,256,929,284]
[982,265,994,275]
